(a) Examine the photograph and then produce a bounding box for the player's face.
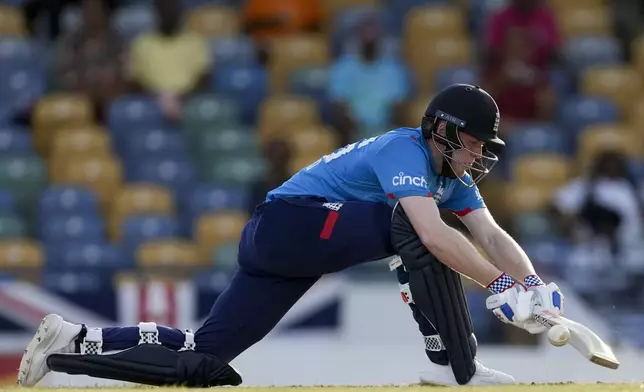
[451,132,484,175]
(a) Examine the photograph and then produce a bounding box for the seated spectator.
[53,0,127,122]
[128,0,211,122]
[552,150,644,273]
[328,16,410,145]
[248,138,293,214]
[482,0,560,129]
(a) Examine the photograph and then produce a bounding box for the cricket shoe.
[419,358,516,386]
[17,313,82,387]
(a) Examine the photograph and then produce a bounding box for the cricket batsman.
[17,84,564,387]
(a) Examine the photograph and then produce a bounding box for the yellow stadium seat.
[288,124,339,157]
[632,34,644,78]
[548,0,606,13]
[258,95,321,143]
[582,66,641,117]
[505,183,557,215]
[109,184,175,241]
[268,34,329,93]
[556,6,612,38]
[0,240,43,268]
[52,156,123,210]
[195,211,248,259]
[406,36,471,94]
[185,5,239,37]
[404,95,435,126]
[136,240,203,267]
[288,152,321,176]
[50,127,112,164]
[405,5,467,43]
[0,5,26,36]
[629,97,644,130]
[512,155,572,188]
[33,94,95,154]
[577,124,641,171]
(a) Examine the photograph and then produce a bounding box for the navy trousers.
[98,198,397,361]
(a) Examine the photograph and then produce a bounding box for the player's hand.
[485,284,546,334]
[521,275,565,319]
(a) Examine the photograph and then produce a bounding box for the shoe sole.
[16,314,63,387]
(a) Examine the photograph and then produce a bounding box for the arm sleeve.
[442,180,486,216]
[370,138,433,199]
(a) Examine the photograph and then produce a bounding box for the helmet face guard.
[424,111,499,187]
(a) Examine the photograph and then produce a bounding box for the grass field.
[2,385,644,392]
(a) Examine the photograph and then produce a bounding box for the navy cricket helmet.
[421,83,504,186]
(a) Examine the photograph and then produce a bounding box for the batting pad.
[390,202,477,385]
[47,343,242,388]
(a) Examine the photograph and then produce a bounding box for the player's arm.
[459,208,537,281]
[397,196,502,288]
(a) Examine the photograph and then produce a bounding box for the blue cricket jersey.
[266,127,485,216]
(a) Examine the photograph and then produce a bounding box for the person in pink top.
[482,0,561,129]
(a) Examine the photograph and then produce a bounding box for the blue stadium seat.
[549,67,575,100]
[0,126,31,153]
[112,3,157,41]
[108,96,166,143]
[289,66,329,101]
[557,96,620,136]
[46,243,129,270]
[0,189,14,212]
[563,36,623,74]
[42,271,117,319]
[123,128,187,162]
[0,37,41,67]
[184,184,248,231]
[210,36,257,68]
[0,66,45,114]
[127,157,198,202]
[435,66,478,91]
[40,215,106,246]
[120,215,181,255]
[39,186,100,219]
[0,104,10,125]
[504,123,569,161]
[521,240,571,270]
[330,6,395,56]
[211,65,268,125]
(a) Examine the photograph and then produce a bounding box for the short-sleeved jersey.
[266,127,485,216]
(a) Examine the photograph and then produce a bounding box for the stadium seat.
[186,184,249,229]
[563,36,622,74]
[577,124,640,171]
[200,154,267,187]
[548,0,605,13]
[181,95,241,139]
[195,210,248,259]
[630,97,644,131]
[556,6,612,38]
[328,6,393,57]
[50,126,112,163]
[289,66,329,100]
[0,213,25,238]
[403,95,435,127]
[46,243,128,270]
[123,128,187,162]
[39,186,100,219]
[258,95,321,143]
[0,126,32,153]
[107,96,166,141]
[185,5,239,37]
[40,214,106,246]
[52,156,123,211]
[112,3,157,42]
[0,5,26,36]
[126,158,197,202]
[557,96,620,136]
[0,155,47,214]
[323,0,380,19]
[33,93,95,155]
[288,153,320,176]
[210,36,257,68]
[0,239,43,268]
[505,124,569,161]
[632,34,644,77]
[404,4,466,43]
[288,124,339,157]
[0,37,40,66]
[512,212,559,243]
[194,126,259,162]
[109,184,175,240]
[406,35,471,93]
[211,65,268,125]
[0,190,14,212]
[0,67,46,117]
[120,215,181,256]
[434,66,478,92]
[268,34,329,93]
[212,240,239,269]
[504,183,557,215]
[136,239,203,267]
[581,65,641,118]
[511,155,572,188]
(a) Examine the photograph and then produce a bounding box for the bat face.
[533,307,620,370]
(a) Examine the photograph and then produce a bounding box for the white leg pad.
[80,327,103,355]
[138,322,160,345]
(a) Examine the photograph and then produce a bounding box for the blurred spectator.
[248,139,293,214]
[552,150,644,272]
[482,0,560,129]
[128,0,210,122]
[328,16,410,145]
[53,0,127,122]
[243,0,324,43]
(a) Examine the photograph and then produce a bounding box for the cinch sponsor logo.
[392,172,428,188]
